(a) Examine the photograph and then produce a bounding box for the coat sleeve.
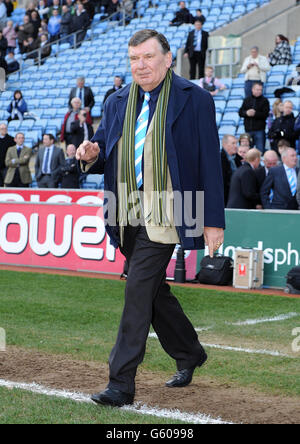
[197,92,225,228]
[297,172,300,209]
[260,170,274,209]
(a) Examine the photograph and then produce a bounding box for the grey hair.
[128,29,170,55]
[251,46,259,52]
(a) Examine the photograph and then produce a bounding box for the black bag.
[196,255,234,286]
[286,266,300,291]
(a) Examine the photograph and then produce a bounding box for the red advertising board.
[0,189,198,279]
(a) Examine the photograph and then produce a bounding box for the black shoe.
[165,353,207,388]
[91,388,134,407]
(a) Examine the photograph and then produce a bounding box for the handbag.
[196,254,233,286]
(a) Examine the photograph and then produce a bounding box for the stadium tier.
[0,0,299,152]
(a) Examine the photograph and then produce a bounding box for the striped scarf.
[119,69,172,226]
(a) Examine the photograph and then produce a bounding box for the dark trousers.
[248,130,266,154]
[0,167,6,187]
[37,174,57,188]
[5,168,29,188]
[189,51,206,79]
[108,225,205,395]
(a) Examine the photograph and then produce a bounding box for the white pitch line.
[0,379,234,425]
[148,333,291,358]
[229,312,299,326]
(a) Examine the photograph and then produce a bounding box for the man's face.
[129,38,172,92]
[72,98,81,110]
[238,146,249,160]
[114,76,122,87]
[67,144,76,158]
[43,135,52,147]
[179,2,185,9]
[15,134,25,146]
[264,153,278,169]
[283,149,297,169]
[223,137,237,156]
[194,21,202,31]
[252,84,263,97]
[77,79,85,89]
[0,124,7,137]
[250,49,258,59]
[283,102,293,116]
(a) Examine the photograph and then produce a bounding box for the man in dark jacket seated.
[227,148,262,209]
[170,1,193,26]
[60,144,80,189]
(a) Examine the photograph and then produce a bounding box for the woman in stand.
[7,90,28,122]
[269,35,292,66]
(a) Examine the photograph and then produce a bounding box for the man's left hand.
[204,227,224,258]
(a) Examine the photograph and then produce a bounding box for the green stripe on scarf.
[119,69,172,226]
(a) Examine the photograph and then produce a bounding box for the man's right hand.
[76,141,100,164]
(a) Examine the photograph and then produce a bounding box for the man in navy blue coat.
[261,147,299,210]
[76,30,225,408]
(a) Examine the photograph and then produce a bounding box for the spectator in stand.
[37,0,50,20]
[66,0,76,16]
[25,1,39,19]
[240,46,271,98]
[239,82,270,153]
[0,0,7,30]
[70,108,94,148]
[170,1,192,26]
[71,2,90,45]
[199,66,226,97]
[192,9,206,24]
[0,122,15,187]
[49,0,62,17]
[3,20,17,53]
[48,8,61,42]
[35,133,65,188]
[103,75,123,103]
[261,148,299,210]
[60,144,80,189]
[221,134,243,207]
[39,33,51,61]
[7,90,28,123]
[295,112,300,153]
[237,135,250,162]
[61,97,92,146]
[5,51,20,73]
[227,148,262,210]
[269,35,292,66]
[268,100,296,152]
[16,14,34,54]
[4,132,32,188]
[255,149,279,191]
[239,133,252,149]
[106,0,119,17]
[82,0,95,25]
[30,10,41,39]
[23,35,39,59]
[68,77,95,112]
[38,19,48,38]
[287,63,300,86]
[0,28,7,58]
[60,5,72,40]
[184,19,209,80]
[5,0,14,18]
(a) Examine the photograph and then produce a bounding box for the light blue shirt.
[42,145,54,174]
[194,30,202,51]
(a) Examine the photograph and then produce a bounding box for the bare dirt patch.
[0,347,299,424]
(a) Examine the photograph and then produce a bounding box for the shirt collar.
[284,164,295,172]
[138,79,164,103]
